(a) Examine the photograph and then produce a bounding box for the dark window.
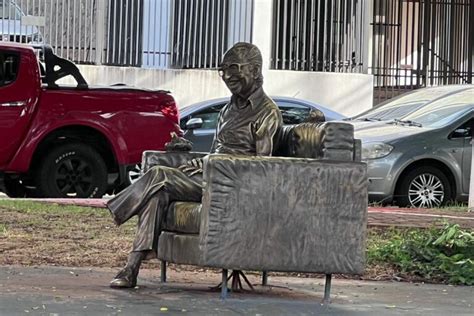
[180,104,226,130]
[0,51,20,87]
[451,118,473,139]
[276,101,311,124]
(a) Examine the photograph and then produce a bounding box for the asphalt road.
[1,266,473,315]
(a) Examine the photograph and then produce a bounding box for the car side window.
[0,51,20,87]
[181,103,226,130]
[276,101,311,124]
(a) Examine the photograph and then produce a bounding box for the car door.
[0,50,30,168]
[180,103,226,152]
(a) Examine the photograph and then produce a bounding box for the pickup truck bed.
[0,42,181,198]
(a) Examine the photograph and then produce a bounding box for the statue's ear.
[253,64,261,79]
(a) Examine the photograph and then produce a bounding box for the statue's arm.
[255,108,282,156]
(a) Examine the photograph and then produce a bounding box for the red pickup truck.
[0,43,181,198]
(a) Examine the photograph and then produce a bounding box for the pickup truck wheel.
[36,143,107,198]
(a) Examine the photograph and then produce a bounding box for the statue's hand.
[165,132,193,152]
[178,158,203,176]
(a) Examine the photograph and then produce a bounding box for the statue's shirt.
[213,88,283,156]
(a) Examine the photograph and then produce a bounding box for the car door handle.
[0,101,26,107]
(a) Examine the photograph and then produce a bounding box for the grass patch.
[367,224,474,285]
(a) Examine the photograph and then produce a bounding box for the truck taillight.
[160,99,179,124]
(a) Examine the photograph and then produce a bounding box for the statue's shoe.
[110,267,138,288]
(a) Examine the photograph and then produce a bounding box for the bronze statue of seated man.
[107,42,283,288]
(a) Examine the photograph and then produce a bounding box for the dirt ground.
[0,200,470,283]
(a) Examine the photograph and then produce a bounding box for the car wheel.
[397,166,452,208]
[35,143,107,198]
[114,164,142,193]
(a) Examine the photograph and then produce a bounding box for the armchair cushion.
[163,202,202,234]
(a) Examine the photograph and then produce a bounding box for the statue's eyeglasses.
[218,63,250,77]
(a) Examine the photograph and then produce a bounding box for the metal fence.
[271,0,367,73]
[0,0,253,68]
[371,0,473,104]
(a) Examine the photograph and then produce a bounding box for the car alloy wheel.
[408,173,444,208]
[398,166,452,208]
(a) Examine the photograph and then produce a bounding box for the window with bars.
[271,0,366,73]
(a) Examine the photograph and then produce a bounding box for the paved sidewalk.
[1,265,473,315]
[12,198,474,229]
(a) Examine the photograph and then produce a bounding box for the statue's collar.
[231,87,265,110]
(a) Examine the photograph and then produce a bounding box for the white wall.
[77,65,373,117]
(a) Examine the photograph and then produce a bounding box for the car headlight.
[361,142,394,159]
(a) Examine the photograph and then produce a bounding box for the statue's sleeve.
[255,107,282,156]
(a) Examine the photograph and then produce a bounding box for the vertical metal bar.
[282,0,287,69]
[175,0,183,67]
[221,269,228,300]
[192,0,198,68]
[182,0,188,67]
[60,0,64,56]
[204,0,210,67]
[153,0,157,66]
[96,0,106,65]
[186,0,193,67]
[84,0,89,61]
[210,0,215,67]
[262,271,268,286]
[124,0,129,64]
[198,0,204,67]
[130,0,134,66]
[65,0,70,59]
[220,0,226,65]
[135,0,141,67]
[467,0,473,83]
[323,274,332,304]
[302,0,308,70]
[160,260,167,283]
[156,0,163,66]
[72,0,76,61]
[295,0,301,70]
[109,0,114,64]
[168,0,175,68]
[289,0,294,69]
[117,0,123,64]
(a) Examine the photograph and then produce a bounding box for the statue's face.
[219,55,257,96]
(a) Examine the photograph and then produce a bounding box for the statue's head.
[219,42,263,97]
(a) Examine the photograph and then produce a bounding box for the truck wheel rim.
[55,158,93,197]
[408,173,444,208]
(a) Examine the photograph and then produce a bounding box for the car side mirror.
[185,117,203,130]
[451,128,471,139]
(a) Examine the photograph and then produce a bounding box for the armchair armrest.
[141,150,208,173]
[199,154,368,274]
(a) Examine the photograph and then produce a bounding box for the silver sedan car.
[357,87,473,208]
[180,96,346,152]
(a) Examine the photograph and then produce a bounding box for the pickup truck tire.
[35,143,108,198]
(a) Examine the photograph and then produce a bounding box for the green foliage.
[367,224,474,285]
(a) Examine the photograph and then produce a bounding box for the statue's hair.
[223,42,263,85]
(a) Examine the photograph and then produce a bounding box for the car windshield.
[401,89,474,128]
[351,86,466,121]
[0,1,21,20]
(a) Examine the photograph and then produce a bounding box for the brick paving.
[6,198,474,229]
